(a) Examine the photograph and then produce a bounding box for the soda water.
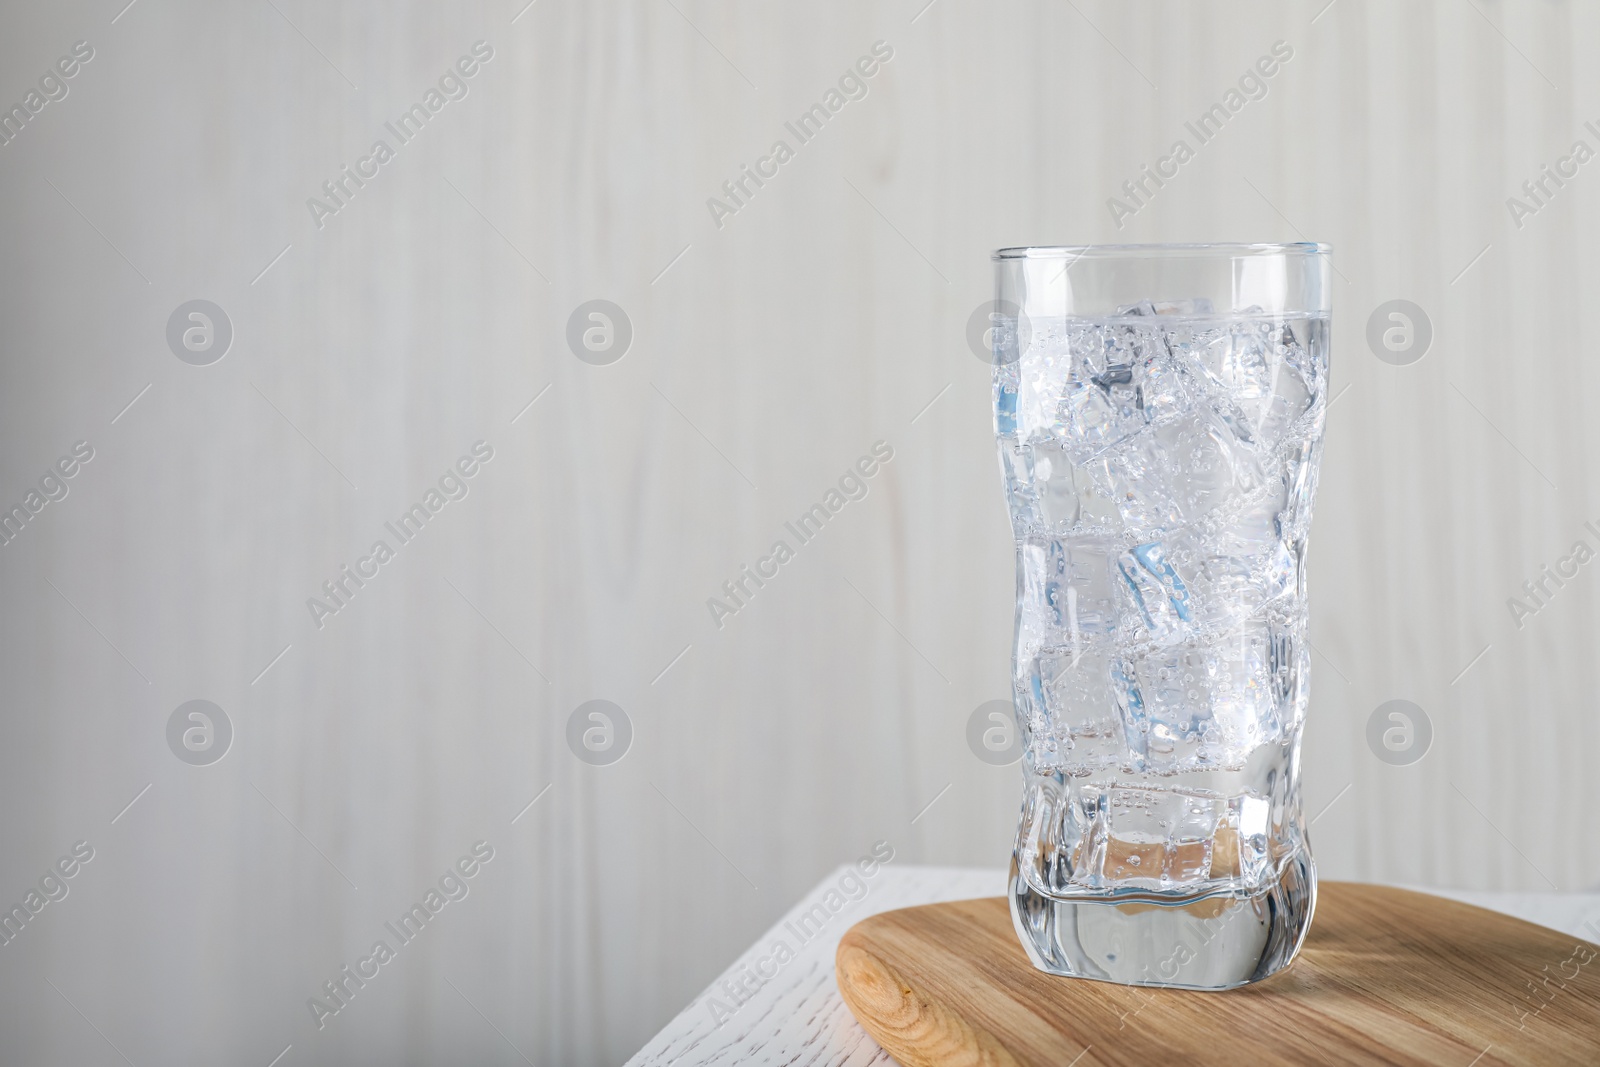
[996,289,1327,989]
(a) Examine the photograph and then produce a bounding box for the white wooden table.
[626,865,1600,1067]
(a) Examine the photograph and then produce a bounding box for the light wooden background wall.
[0,1,1595,1064]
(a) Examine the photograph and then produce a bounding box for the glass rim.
[992,241,1331,261]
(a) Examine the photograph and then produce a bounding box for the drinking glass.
[992,242,1330,990]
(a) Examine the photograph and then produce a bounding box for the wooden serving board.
[836,883,1600,1067]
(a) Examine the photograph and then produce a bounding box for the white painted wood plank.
[626,865,1004,1066]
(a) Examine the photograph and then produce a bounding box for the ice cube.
[994,364,1020,437]
[1155,530,1244,630]
[1165,532,1294,628]
[1141,355,1191,415]
[1167,795,1222,885]
[1192,551,1270,625]
[1267,617,1309,731]
[1072,463,1123,530]
[1063,376,1119,451]
[1116,541,1193,645]
[1012,339,1075,443]
[1221,357,1315,452]
[1277,437,1322,544]
[1017,535,1123,643]
[1114,644,1215,771]
[1111,619,1292,773]
[1073,786,1111,888]
[1109,655,1149,767]
[1033,647,1126,776]
[997,438,1040,533]
[1182,317,1319,453]
[1103,787,1169,885]
[1186,315,1277,398]
[1002,438,1123,534]
[1232,794,1273,886]
[1059,320,1195,457]
[1161,318,1227,375]
[1152,298,1215,317]
[1115,298,1216,317]
[1158,471,1299,626]
[1002,432,1128,538]
[1020,701,1071,773]
[1205,620,1282,750]
[1095,786,1237,887]
[1029,441,1078,526]
[1249,357,1314,446]
[1100,408,1264,531]
[1217,493,1298,606]
[988,305,1028,366]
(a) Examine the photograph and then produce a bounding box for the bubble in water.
[1001,305,1326,890]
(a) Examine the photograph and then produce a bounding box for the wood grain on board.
[836,883,1600,1067]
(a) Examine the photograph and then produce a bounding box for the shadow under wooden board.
[836,883,1600,1067]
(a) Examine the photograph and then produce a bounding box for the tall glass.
[992,243,1330,990]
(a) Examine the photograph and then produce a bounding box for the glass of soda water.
[991,243,1330,989]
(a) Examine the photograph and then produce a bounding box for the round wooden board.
[836,882,1600,1067]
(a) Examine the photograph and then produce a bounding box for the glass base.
[1009,849,1316,991]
